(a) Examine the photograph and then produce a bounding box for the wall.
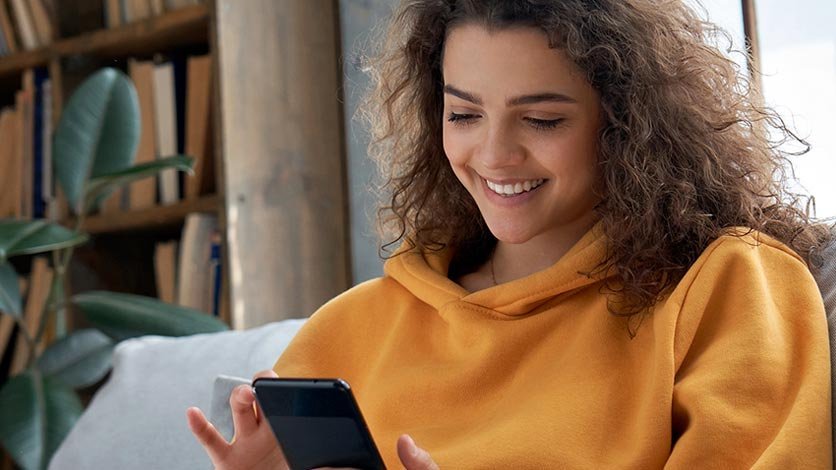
[338,0,394,284]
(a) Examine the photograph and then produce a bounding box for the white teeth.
[485,178,545,196]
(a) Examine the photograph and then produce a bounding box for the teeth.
[485,178,545,196]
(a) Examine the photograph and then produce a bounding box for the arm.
[667,237,832,468]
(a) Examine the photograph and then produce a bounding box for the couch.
[48,319,306,469]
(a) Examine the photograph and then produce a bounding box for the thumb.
[397,434,439,470]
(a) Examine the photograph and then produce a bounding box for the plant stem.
[25,215,85,369]
[15,315,37,371]
[55,215,85,339]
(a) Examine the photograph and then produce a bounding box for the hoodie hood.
[384,223,609,317]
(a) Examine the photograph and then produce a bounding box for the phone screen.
[252,378,386,470]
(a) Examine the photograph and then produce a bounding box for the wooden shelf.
[0,4,209,77]
[79,194,220,234]
[0,49,51,77]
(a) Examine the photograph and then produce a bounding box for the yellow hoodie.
[273,225,832,469]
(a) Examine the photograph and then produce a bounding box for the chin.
[485,221,537,245]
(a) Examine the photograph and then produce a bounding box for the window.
[756,0,836,219]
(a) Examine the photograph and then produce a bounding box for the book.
[8,0,38,50]
[128,59,158,210]
[176,213,217,312]
[54,0,103,37]
[208,230,221,316]
[119,0,127,24]
[0,109,19,218]
[0,20,8,55]
[9,257,53,375]
[149,0,164,15]
[19,70,35,218]
[104,0,121,28]
[165,0,200,10]
[184,54,213,199]
[32,68,48,218]
[41,77,55,220]
[26,0,52,46]
[124,0,151,23]
[99,185,124,213]
[10,105,23,218]
[0,0,19,54]
[154,240,178,303]
[152,61,179,205]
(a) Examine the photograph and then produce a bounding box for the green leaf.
[71,291,228,340]
[0,220,88,260]
[0,262,21,317]
[37,329,114,389]
[83,155,195,211]
[53,68,140,214]
[0,371,83,470]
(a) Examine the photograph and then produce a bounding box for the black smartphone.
[252,377,386,470]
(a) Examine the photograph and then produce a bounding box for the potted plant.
[0,68,228,470]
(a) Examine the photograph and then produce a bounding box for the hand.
[397,434,440,470]
[186,370,288,470]
[317,435,437,470]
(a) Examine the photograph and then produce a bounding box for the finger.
[230,384,260,437]
[249,370,279,424]
[186,407,230,462]
[397,434,439,470]
[252,369,279,381]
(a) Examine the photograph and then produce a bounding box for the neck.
[491,216,598,284]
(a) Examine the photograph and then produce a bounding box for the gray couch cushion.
[811,232,836,464]
[48,319,305,470]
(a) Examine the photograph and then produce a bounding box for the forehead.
[441,24,587,91]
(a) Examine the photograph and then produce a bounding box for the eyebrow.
[443,84,578,106]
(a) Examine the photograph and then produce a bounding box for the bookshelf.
[0,5,208,77]
[80,194,219,234]
[0,2,226,330]
[0,0,351,331]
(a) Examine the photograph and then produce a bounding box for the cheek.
[548,130,599,177]
[442,126,470,168]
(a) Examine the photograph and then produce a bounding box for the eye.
[524,117,564,130]
[447,112,479,127]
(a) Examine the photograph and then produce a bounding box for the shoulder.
[665,228,827,370]
[320,275,409,308]
[667,227,820,317]
[687,227,808,279]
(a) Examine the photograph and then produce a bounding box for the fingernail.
[236,385,252,399]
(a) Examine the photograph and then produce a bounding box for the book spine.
[209,230,221,316]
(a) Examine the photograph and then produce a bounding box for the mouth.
[484,178,547,197]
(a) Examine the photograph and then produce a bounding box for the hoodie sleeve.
[666,236,832,469]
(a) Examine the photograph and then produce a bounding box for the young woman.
[188,0,833,468]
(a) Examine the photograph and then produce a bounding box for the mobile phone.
[252,377,386,470]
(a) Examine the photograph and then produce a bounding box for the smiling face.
[441,24,603,247]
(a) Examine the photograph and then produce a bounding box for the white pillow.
[48,319,306,470]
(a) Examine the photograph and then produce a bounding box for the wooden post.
[213,0,350,328]
[741,0,762,96]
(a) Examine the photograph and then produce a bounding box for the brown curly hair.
[359,0,831,318]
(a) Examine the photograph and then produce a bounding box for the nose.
[477,123,525,170]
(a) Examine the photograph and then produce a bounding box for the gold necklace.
[489,255,498,285]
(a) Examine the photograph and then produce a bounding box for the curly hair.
[359,0,831,319]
